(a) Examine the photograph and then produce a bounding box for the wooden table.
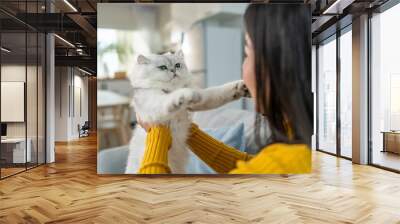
[381,131,400,154]
[97,90,132,149]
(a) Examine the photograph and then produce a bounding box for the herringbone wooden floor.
[1,134,400,224]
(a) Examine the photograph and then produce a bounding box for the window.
[339,28,352,158]
[370,2,400,171]
[317,36,337,154]
[97,29,148,79]
[318,37,336,153]
[316,26,353,159]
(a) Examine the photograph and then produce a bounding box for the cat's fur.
[125,50,249,174]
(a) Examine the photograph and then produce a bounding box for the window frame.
[315,23,353,161]
[367,0,400,173]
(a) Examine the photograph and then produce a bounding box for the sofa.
[97,107,270,174]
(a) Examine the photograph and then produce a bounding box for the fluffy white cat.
[125,50,249,174]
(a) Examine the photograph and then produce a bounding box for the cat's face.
[130,50,191,89]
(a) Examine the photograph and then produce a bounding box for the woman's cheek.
[242,58,256,98]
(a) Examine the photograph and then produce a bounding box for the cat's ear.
[176,50,184,59]
[137,55,151,64]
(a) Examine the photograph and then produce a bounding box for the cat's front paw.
[232,80,251,99]
[167,89,202,112]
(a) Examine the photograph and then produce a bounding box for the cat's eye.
[158,65,168,70]
[175,63,181,68]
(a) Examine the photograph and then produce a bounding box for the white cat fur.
[125,50,249,174]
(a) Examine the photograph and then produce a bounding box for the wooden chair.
[78,121,90,138]
[98,104,131,149]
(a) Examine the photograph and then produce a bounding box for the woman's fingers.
[136,114,169,132]
[136,114,150,132]
[136,114,142,124]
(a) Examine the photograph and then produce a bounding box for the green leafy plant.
[98,31,134,78]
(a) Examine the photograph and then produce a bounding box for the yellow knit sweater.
[138,124,311,174]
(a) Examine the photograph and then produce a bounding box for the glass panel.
[371,4,400,171]
[0,1,46,178]
[312,46,317,150]
[26,0,39,169]
[340,29,352,158]
[38,32,45,165]
[318,36,337,154]
[27,31,38,169]
[1,30,27,177]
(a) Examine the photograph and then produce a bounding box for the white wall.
[72,74,89,138]
[1,65,42,137]
[55,67,68,141]
[170,3,247,31]
[168,4,247,50]
[97,3,248,53]
[98,4,158,31]
[98,4,162,53]
[97,3,163,79]
[205,24,243,110]
[1,66,26,131]
[1,64,47,164]
[55,67,89,141]
[183,14,247,111]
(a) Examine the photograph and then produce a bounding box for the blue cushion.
[186,122,246,174]
[97,146,130,174]
[98,122,246,174]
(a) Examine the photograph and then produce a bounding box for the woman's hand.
[136,114,153,132]
[136,115,169,132]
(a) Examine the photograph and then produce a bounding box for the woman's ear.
[137,55,150,64]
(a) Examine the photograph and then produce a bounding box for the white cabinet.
[1,138,32,163]
[183,17,250,110]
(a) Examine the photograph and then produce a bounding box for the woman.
[137,4,313,174]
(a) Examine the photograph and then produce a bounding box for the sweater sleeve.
[229,143,312,174]
[186,123,253,173]
[138,125,172,174]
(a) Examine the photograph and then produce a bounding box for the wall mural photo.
[97,3,312,175]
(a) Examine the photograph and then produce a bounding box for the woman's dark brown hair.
[244,4,313,147]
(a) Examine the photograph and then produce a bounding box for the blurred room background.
[97,3,253,151]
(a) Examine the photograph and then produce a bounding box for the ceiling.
[0,0,98,74]
[0,0,393,75]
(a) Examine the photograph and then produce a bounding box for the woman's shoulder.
[260,143,311,155]
[258,143,311,165]
[230,143,311,174]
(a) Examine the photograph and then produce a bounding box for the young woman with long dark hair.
[136,3,313,174]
